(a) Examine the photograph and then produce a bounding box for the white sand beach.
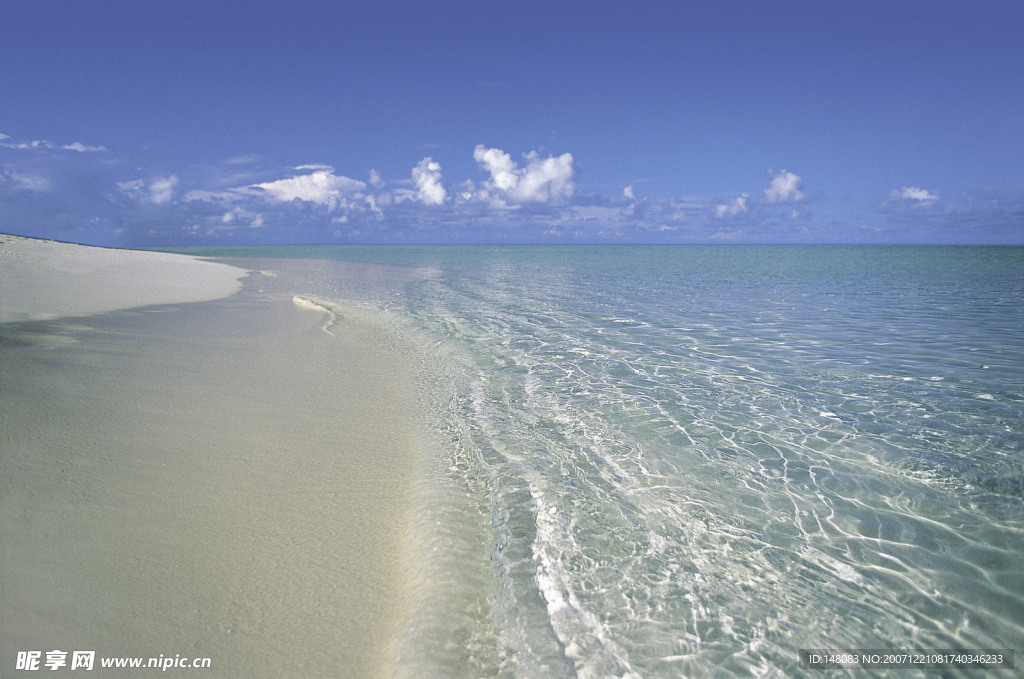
[0,234,245,322]
[1,235,423,677]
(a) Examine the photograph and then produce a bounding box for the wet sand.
[1,236,423,677]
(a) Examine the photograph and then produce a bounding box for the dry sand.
[0,234,245,322]
[1,235,423,677]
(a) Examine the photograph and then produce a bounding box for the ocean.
[203,245,1023,677]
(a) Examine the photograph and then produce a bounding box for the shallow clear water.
[216,246,1024,677]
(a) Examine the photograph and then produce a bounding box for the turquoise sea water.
[202,246,1023,677]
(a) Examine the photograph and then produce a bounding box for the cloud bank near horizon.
[1,131,1021,246]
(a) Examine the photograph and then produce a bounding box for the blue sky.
[2,0,1022,245]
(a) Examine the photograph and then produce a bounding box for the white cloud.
[118,175,178,204]
[0,133,105,152]
[714,193,749,217]
[368,169,384,188]
[894,186,939,203]
[474,146,519,192]
[363,193,384,219]
[623,185,636,200]
[567,205,626,222]
[221,207,264,228]
[411,157,447,205]
[118,179,144,197]
[515,151,576,203]
[252,167,365,209]
[224,154,260,165]
[182,188,240,203]
[62,141,107,153]
[3,170,51,192]
[148,176,178,204]
[710,229,742,241]
[6,140,43,150]
[184,166,371,214]
[456,179,476,203]
[473,145,575,205]
[764,170,804,203]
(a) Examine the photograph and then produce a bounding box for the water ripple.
[382,246,1024,677]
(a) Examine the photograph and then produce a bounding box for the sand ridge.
[0,234,246,322]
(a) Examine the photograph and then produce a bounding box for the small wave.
[530,488,640,677]
[292,295,337,335]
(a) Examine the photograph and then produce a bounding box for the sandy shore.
[0,234,245,322]
[1,236,423,677]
